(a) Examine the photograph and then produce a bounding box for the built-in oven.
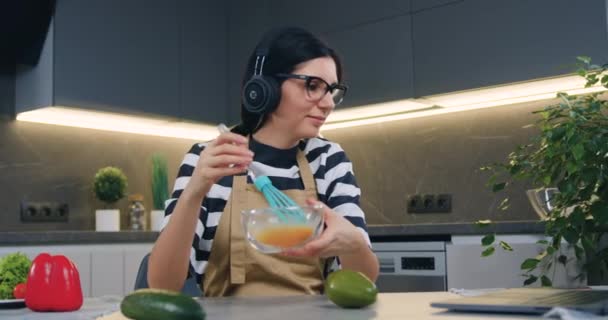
[372,241,447,292]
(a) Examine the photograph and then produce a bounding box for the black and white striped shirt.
[162,136,371,283]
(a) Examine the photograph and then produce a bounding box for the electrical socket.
[20,201,69,222]
[407,194,424,213]
[435,194,452,213]
[407,193,452,213]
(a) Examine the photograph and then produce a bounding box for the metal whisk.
[218,124,305,222]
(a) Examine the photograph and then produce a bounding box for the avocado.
[325,270,378,308]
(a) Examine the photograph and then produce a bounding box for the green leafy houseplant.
[151,154,169,210]
[480,56,608,286]
[93,166,128,208]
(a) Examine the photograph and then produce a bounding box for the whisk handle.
[217,123,257,179]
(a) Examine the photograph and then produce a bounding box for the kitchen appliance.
[372,241,447,292]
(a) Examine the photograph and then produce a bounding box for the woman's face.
[268,56,338,140]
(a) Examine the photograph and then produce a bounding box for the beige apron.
[203,150,324,297]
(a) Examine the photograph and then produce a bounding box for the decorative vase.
[150,210,165,231]
[95,209,120,231]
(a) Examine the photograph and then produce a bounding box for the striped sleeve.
[307,139,371,275]
[161,143,209,284]
[320,142,370,247]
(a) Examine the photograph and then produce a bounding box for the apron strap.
[296,150,316,192]
[230,175,248,284]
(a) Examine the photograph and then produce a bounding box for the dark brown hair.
[232,27,343,136]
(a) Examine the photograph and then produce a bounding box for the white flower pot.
[150,210,165,231]
[95,209,120,231]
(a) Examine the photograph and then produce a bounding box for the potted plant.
[480,56,608,286]
[93,166,128,231]
[150,154,169,231]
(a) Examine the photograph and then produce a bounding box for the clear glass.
[129,200,146,231]
[241,204,324,254]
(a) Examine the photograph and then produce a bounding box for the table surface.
[0,292,548,320]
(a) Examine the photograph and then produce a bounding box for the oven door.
[375,251,447,292]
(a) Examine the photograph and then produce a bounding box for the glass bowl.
[241,204,324,254]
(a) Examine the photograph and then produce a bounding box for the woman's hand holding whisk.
[185,132,254,200]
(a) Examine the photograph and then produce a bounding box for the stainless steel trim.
[372,241,446,252]
[376,251,446,276]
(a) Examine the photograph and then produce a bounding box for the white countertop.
[0,292,543,320]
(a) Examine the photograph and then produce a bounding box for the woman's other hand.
[186,132,253,199]
[283,199,367,258]
[283,198,379,281]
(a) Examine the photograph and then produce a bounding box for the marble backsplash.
[0,97,550,231]
[322,98,549,226]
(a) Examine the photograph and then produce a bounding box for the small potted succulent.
[93,166,128,231]
[150,154,169,231]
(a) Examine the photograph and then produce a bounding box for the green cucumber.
[120,289,205,320]
[325,270,378,308]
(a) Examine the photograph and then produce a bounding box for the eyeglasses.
[275,73,348,106]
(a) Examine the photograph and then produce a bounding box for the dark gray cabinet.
[16,0,608,121]
[53,0,180,116]
[325,16,415,109]
[412,0,608,96]
[256,0,415,109]
[178,0,228,123]
[17,0,231,124]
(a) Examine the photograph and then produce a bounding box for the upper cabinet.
[16,0,229,124]
[178,0,228,123]
[412,0,608,96]
[324,17,414,109]
[52,0,180,116]
[257,0,415,108]
[15,0,608,120]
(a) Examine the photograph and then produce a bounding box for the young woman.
[148,27,379,296]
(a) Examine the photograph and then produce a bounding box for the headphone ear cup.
[262,76,280,113]
[242,75,281,115]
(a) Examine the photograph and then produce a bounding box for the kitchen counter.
[0,220,545,245]
[0,292,540,320]
[368,220,545,240]
[0,231,159,246]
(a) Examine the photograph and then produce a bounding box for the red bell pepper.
[25,253,83,312]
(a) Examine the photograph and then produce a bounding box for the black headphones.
[242,30,282,115]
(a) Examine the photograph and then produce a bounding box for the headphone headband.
[254,27,283,58]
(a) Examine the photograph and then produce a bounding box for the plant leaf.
[563,227,580,244]
[498,198,510,211]
[482,234,495,246]
[571,144,585,161]
[540,275,553,287]
[492,182,507,192]
[499,241,513,251]
[523,275,538,286]
[475,220,492,227]
[521,258,540,270]
[576,56,591,64]
[481,246,495,257]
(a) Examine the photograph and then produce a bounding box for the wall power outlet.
[20,201,69,222]
[407,193,452,213]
